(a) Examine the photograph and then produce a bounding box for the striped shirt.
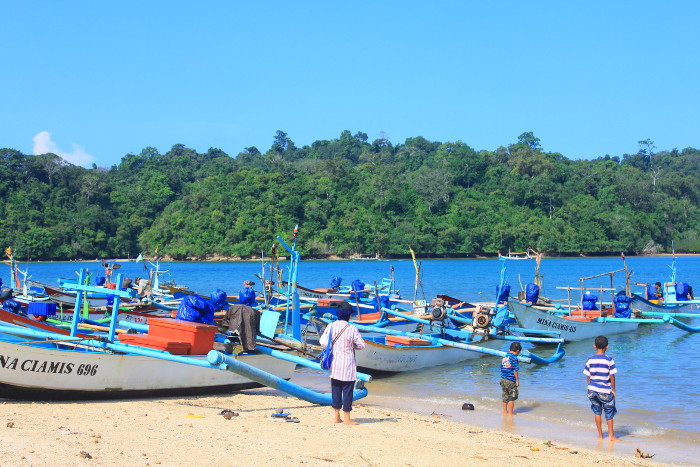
[500,352,519,382]
[583,354,617,394]
[319,320,365,382]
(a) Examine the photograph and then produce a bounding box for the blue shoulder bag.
[320,323,350,371]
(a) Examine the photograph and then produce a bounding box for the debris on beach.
[635,448,655,459]
[219,409,239,420]
[461,403,475,410]
[79,451,92,459]
[6,421,14,428]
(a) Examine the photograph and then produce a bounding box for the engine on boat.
[473,305,493,329]
[430,298,448,321]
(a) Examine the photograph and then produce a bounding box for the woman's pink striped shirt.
[319,320,365,381]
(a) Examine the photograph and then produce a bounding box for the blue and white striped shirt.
[500,353,519,382]
[583,354,617,394]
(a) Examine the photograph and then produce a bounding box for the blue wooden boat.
[0,233,372,404]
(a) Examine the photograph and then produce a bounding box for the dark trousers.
[331,378,354,412]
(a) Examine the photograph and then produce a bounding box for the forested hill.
[1,131,698,261]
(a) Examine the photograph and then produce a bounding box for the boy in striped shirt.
[500,342,521,415]
[583,335,619,441]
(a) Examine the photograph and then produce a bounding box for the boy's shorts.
[501,378,518,403]
[587,390,617,420]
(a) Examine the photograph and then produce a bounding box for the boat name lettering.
[0,355,99,375]
[536,317,577,333]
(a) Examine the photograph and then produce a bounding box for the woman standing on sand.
[319,302,365,425]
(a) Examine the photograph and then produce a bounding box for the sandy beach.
[0,389,665,467]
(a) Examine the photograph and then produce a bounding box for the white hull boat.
[0,336,296,399]
[509,300,639,341]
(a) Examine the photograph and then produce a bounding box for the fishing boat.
[0,234,371,404]
[631,251,699,314]
[497,249,532,260]
[508,300,640,341]
[0,332,296,399]
[509,262,700,340]
[313,298,565,373]
[355,332,506,372]
[351,253,386,261]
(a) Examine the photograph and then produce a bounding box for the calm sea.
[11,255,700,463]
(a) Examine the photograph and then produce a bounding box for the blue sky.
[1,2,698,168]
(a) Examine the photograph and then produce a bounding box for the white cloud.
[32,131,95,167]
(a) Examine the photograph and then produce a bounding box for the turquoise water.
[10,255,700,462]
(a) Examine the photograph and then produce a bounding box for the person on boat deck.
[652,282,664,301]
[319,302,365,425]
[689,286,695,301]
[238,280,257,307]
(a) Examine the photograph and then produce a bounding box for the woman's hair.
[336,302,353,321]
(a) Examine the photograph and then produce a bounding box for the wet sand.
[0,389,665,466]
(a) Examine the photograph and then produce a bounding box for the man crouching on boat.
[320,302,366,425]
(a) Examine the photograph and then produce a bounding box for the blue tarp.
[496,284,511,303]
[176,294,215,325]
[2,299,22,315]
[351,279,365,299]
[582,292,599,310]
[647,283,663,300]
[525,283,540,304]
[330,277,342,288]
[238,287,257,307]
[614,291,633,318]
[675,282,690,301]
[210,289,229,310]
[371,294,390,312]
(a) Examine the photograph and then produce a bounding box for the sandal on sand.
[286,417,300,423]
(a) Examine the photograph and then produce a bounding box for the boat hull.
[630,295,695,314]
[509,301,639,341]
[355,336,504,372]
[43,285,131,307]
[0,338,296,400]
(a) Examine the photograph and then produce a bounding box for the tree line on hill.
[0,131,698,261]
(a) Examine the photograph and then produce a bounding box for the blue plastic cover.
[675,282,689,301]
[2,299,22,315]
[496,284,511,303]
[491,306,511,328]
[28,302,57,316]
[525,283,540,303]
[95,276,106,286]
[176,294,215,325]
[614,291,633,318]
[371,294,390,312]
[209,289,229,310]
[238,286,257,306]
[330,277,342,288]
[351,279,365,298]
[647,283,663,300]
[582,292,599,310]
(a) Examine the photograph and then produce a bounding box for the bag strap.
[330,323,351,347]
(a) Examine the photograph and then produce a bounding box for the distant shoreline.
[14,252,700,263]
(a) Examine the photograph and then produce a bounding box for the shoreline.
[0,389,667,466]
[291,370,697,466]
[13,252,700,264]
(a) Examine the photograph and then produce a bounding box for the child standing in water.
[500,342,521,415]
[583,335,620,441]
